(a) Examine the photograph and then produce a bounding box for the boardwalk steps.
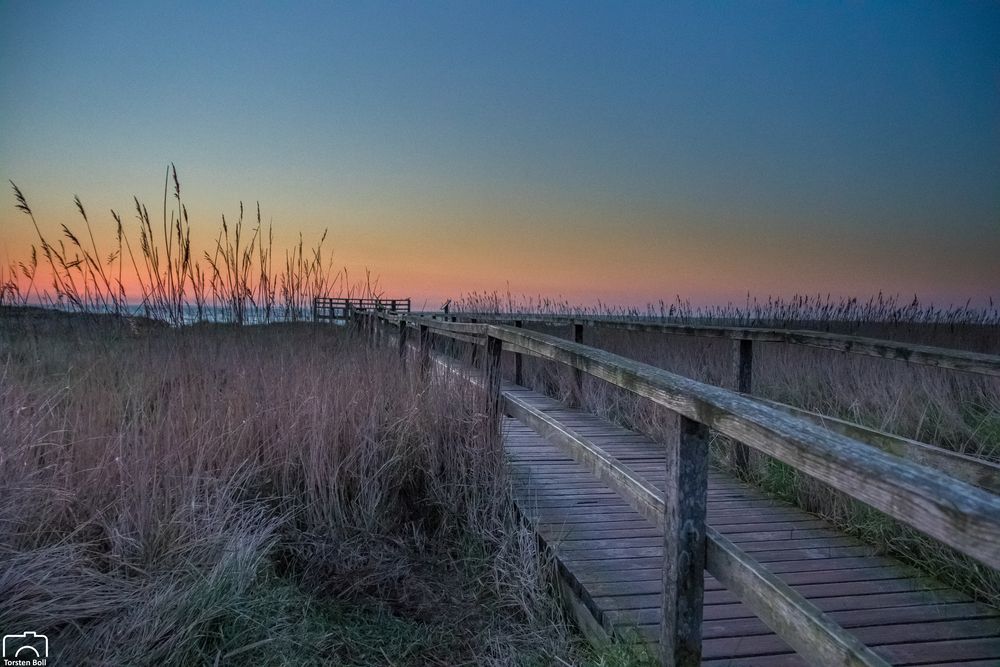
[501,384,1000,666]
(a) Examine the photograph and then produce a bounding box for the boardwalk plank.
[500,386,1000,665]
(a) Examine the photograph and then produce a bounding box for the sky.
[1,1,998,309]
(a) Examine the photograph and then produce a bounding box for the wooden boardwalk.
[501,384,1000,666]
[368,310,1000,665]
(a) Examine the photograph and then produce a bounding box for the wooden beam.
[488,324,1000,569]
[458,313,1000,377]
[754,397,1000,495]
[397,319,408,366]
[573,322,585,406]
[705,528,890,667]
[515,320,524,385]
[403,315,1000,565]
[394,315,488,338]
[503,391,663,522]
[661,416,709,666]
[730,339,754,475]
[485,335,503,425]
[470,318,480,367]
[503,389,889,667]
[419,324,430,376]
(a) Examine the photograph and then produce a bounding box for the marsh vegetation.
[3,174,997,663]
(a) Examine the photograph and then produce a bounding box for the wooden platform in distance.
[501,384,1000,666]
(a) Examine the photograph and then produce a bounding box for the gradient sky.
[2,1,999,308]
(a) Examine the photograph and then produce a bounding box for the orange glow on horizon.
[1,182,996,311]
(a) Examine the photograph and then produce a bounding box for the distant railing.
[447,311,1000,481]
[313,297,410,322]
[449,312,1000,377]
[362,310,1000,667]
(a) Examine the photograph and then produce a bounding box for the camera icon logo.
[2,632,48,662]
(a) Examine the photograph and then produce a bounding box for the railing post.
[514,320,524,385]
[731,339,754,475]
[419,323,431,376]
[573,321,584,405]
[661,415,709,667]
[485,333,503,428]
[470,318,479,367]
[398,320,408,367]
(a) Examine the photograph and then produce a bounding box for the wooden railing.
[313,296,410,322]
[361,311,1000,667]
[446,312,1000,377]
[446,311,1000,479]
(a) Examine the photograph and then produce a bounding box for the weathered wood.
[735,338,754,394]
[505,390,889,667]
[556,574,609,644]
[455,312,1000,377]
[397,319,408,365]
[419,323,431,376]
[437,329,484,346]
[506,418,984,662]
[370,314,1000,665]
[573,322,585,406]
[504,391,664,526]
[487,323,1000,569]
[394,315,488,337]
[485,334,503,423]
[705,529,889,667]
[730,338,754,474]
[755,397,1000,494]
[468,318,480,366]
[514,320,524,385]
[313,296,411,320]
[661,416,710,666]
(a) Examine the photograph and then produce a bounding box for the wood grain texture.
[661,416,710,666]
[507,388,889,666]
[364,311,1000,665]
[501,403,1000,665]
[485,323,1000,568]
[451,312,1000,377]
[514,320,524,385]
[730,338,754,474]
[388,314,1000,563]
[753,396,1000,494]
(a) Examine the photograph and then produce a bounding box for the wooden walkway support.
[361,312,1000,666]
[450,312,1000,377]
[313,296,410,322]
[503,388,1000,665]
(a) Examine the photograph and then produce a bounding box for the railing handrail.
[446,312,1000,377]
[503,388,889,667]
[389,312,1000,488]
[313,296,411,316]
[384,312,1000,567]
[365,310,1000,667]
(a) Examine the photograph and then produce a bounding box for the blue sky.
[2,1,998,305]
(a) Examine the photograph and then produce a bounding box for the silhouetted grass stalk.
[4,168,358,324]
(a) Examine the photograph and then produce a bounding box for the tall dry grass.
[454,290,1000,337]
[3,168,357,324]
[1,171,662,665]
[0,317,593,665]
[451,290,999,462]
[5,172,996,657]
